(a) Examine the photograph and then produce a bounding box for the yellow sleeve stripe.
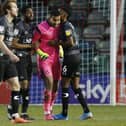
[65,30,72,36]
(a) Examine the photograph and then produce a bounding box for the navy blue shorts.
[62,53,81,77]
[16,54,32,81]
[0,55,18,81]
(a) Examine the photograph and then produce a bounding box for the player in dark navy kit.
[0,1,31,123]
[7,5,34,120]
[49,6,93,120]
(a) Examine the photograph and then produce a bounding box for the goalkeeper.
[32,7,61,120]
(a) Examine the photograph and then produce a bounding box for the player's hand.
[59,45,64,58]
[40,52,49,60]
[9,54,20,62]
[36,48,49,60]
[48,40,58,46]
[26,44,32,48]
[30,49,35,55]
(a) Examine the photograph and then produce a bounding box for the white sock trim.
[44,111,50,115]
[12,113,20,118]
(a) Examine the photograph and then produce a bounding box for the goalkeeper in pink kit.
[32,7,62,120]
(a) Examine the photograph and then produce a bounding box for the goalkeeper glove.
[36,48,49,60]
[59,45,64,58]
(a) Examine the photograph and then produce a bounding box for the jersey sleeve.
[64,23,73,37]
[32,27,41,44]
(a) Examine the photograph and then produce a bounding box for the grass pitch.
[0,105,126,126]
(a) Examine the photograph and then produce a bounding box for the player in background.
[0,3,3,16]
[32,7,61,120]
[7,5,34,120]
[0,1,31,123]
[49,5,93,120]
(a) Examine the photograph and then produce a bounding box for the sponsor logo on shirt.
[14,28,19,35]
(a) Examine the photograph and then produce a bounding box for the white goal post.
[110,0,117,105]
[110,0,125,105]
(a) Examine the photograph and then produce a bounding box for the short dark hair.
[49,6,60,17]
[60,4,72,17]
[21,5,32,14]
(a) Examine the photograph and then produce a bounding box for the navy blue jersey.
[59,21,79,55]
[0,16,17,48]
[15,20,34,51]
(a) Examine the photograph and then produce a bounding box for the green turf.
[0,105,126,126]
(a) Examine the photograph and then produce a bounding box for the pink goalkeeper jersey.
[32,21,61,80]
[32,21,60,60]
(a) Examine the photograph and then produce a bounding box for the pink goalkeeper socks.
[43,90,52,115]
[50,92,57,112]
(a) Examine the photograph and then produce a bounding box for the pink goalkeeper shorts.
[38,58,61,80]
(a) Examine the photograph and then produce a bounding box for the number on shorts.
[62,65,67,75]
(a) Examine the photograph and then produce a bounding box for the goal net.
[0,0,125,105]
